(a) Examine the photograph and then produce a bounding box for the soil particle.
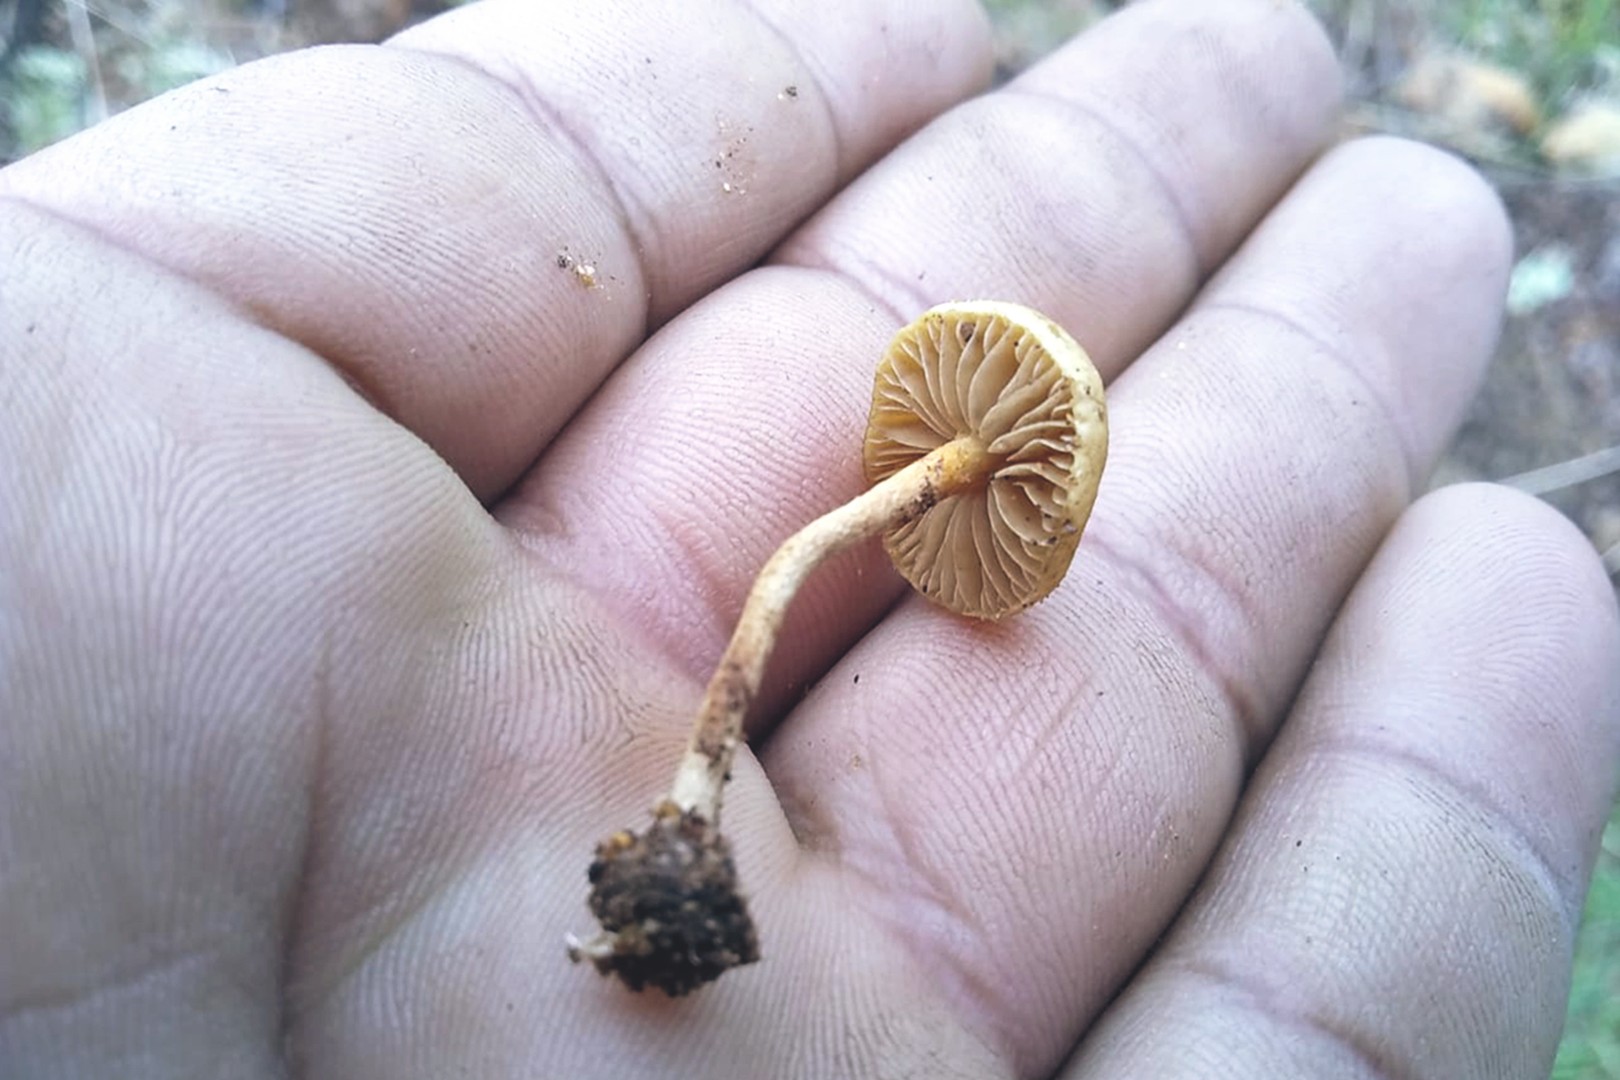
[580,802,759,996]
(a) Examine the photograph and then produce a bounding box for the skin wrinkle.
[275,554,525,1023]
[1148,509,1329,762]
[501,270,911,736]
[1307,736,1581,932]
[772,246,925,328]
[283,714,471,1016]
[638,493,749,683]
[2,933,221,1025]
[278,828,444,1019]
[728,0,847,180]
[301,592,573,867]
[0,191,403,427]
[272,593,491,1026]
[820,615,1126,1074]
[277,620,334,1044]
[1057,210,1460,767]
[0,193,243,332]
[770,90,1203,366]
[765,89,1228,383]
[1200,296,1422,492]
[0,49,638,505]
[1009,3,1339,270]
[563,339,887,699]
[994,664,1101,803]
[391,0,957,338]
[504,481,704,691]
[1142,741,1576,1080]
[956,712,1106,1071]
[929,616,1114,824]
[388,42,653,339]
[1077,527,1266,758]
[999,85,1208,280]
[1167,954,1416,1080]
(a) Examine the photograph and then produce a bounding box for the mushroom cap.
[863,301,1108,619]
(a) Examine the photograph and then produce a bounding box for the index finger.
[0,0,991,497]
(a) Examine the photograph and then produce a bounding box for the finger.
[1066,484,1620,1078]
[0,0,990,498]
[765,137,1512,1075]
[508,0,1341,718]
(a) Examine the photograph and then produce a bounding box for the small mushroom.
[567,301,1108,996]
[865,301,1108,617]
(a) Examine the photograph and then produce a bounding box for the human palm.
[2,1,1616,1077]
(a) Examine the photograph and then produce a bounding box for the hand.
[2,1,1615,1076]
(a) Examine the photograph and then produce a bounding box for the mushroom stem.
[568,433,995,997]
[577,300,1109,996]
[670,432,993,822]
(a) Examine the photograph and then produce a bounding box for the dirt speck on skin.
[555,247,609,291]
[712,115,754,196]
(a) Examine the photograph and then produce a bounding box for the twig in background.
[1502,444,1620,496]
[74,0,158,48]
[63,0,106,125]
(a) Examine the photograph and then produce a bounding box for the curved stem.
[668,434,993,822]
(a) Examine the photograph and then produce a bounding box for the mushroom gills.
[865,301,1107,619]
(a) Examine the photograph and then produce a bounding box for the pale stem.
[668,434,993,822]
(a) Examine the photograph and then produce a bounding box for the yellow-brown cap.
[863,301,1108,619]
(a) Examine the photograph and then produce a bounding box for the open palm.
[2,1,1616,1077]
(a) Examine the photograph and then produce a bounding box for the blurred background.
[1,0,1615,1073]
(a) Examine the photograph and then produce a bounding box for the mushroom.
[567,300,1109,996]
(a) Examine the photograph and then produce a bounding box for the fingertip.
[1402,480,1618,662]
[1403,479,1620,767]
[1325,134,1515,290]
[1414,480,1612,581]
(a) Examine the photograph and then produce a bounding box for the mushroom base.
[569,801,760,996]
